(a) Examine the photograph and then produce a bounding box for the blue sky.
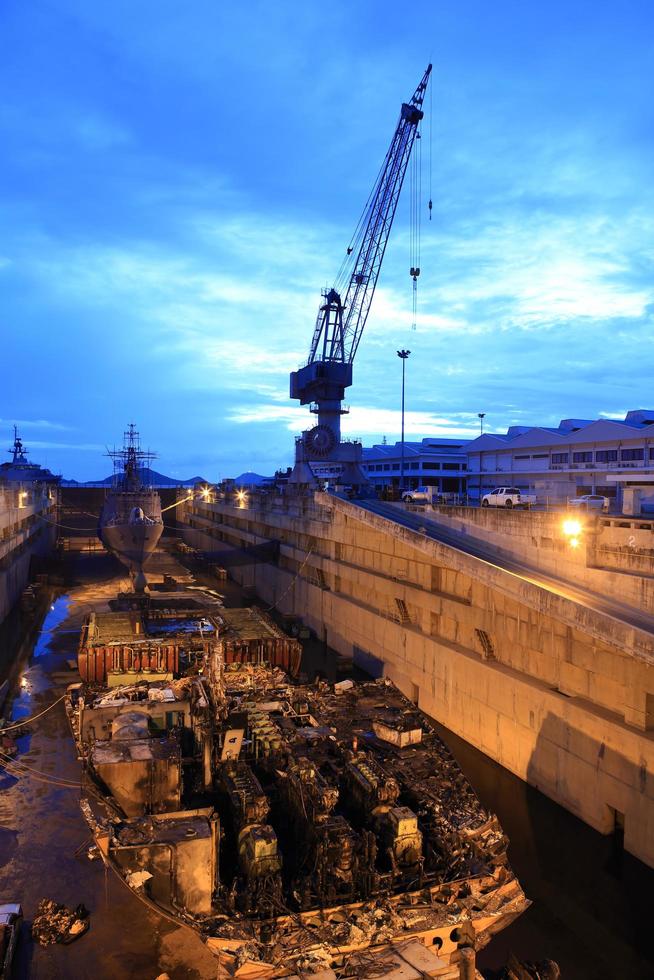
[1,1,653,479]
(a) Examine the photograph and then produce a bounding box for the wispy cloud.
[0,418,72,432]
[228,403,479,440]
[26,441,105,452]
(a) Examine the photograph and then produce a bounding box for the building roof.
[466,411,654,453]
[363,437,469,460]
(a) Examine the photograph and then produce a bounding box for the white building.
[362,437,469,494]
[465,410,654,511]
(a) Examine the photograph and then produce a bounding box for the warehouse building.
[361,437,469,494]
[465,410,654,511]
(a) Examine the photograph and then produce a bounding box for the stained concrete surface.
[361,499,654,635]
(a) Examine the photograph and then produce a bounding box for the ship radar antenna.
[106,423,157,491]
[9,425,28,464]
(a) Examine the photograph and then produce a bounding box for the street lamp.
[397,350,411,492]
[477,413,486,505]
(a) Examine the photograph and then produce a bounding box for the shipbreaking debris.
[31,899,89,946]
[496,952,561,980]
[65,587,531,978]
[78,589,301,683]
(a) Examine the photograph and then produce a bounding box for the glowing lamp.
[562,519,582,538]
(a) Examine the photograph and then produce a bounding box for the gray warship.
[98,424,163,590]
[1,426,60,484]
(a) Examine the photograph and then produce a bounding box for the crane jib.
[307,74,428,368]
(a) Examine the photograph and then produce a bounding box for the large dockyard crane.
[289,65,431,486]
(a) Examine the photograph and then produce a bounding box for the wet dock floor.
[1,546,653,978]
[0,552,219,979]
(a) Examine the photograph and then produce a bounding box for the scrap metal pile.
[215,676,512,914]
[70,644,528,977]
[31,900,89,947]
[65,585,530,976]
[200,675,528,972]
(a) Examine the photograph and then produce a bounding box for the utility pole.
[477,413,486,505]
[398,350,411,492]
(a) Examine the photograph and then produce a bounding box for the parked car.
[568,494,609,512]
[402,486,438,504]
[1,903,23,978]
[481,487,536,509]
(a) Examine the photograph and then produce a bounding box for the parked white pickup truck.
[481,487,536,509]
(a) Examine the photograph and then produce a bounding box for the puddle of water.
[7,595,72,721]
[0,827,18,869]
[33,595,71,657]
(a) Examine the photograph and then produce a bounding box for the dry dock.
[1,544,653,978]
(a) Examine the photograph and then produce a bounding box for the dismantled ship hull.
[99,499,163,574]
[67,602,530,979]
[98,425,163,587]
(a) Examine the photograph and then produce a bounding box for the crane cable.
[409,118,422,331]
[410,72,434,330]
[334,139,391,296]
[428,75,433,221]
[0,749,82,788]
[265,547,314,613]
[0,692,68,732]
[33,490,198,533]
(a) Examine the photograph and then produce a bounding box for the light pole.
[477,413,485,504]
[397,350,411,493]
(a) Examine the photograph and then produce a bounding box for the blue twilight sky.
[1,1,653,480]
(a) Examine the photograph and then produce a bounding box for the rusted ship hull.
[99,483,163,576]
[99,519,163,574]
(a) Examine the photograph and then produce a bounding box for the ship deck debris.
[66,582,530,978]
[31,899,90,947]
[78,589,301,683]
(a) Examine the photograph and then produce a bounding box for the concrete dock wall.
[180,493,654,869]
[414,504,654,613]
[0,484,58,624]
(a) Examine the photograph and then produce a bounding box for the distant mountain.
[61,470,208,488]
[234,472,271,486]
